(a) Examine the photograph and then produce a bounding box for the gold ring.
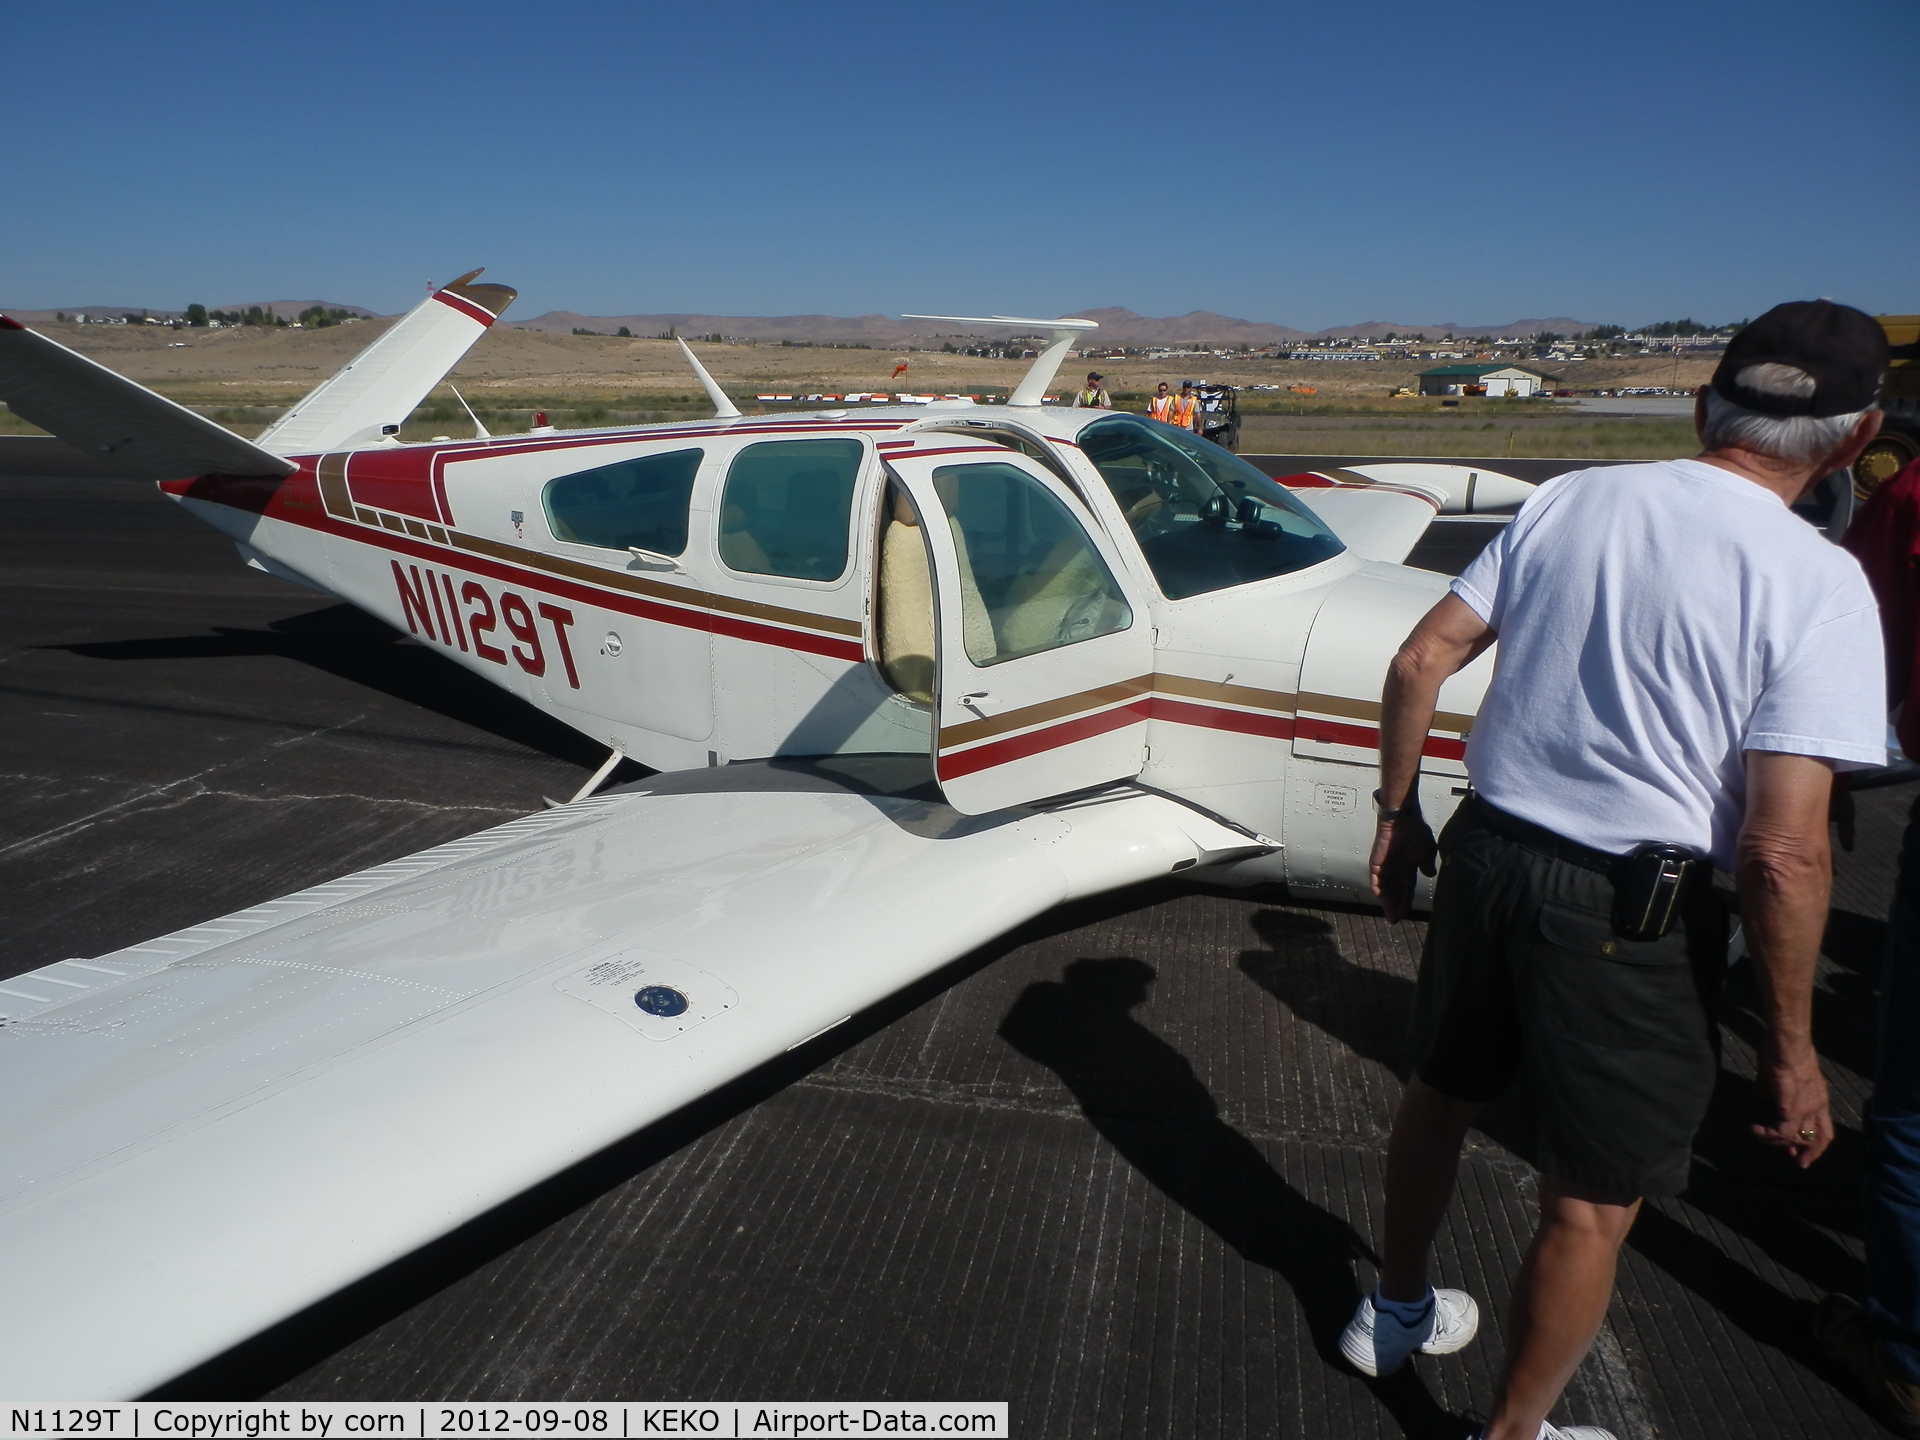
[1799,1128,1818,1141]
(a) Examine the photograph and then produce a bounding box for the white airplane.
[0,277,1529,1396]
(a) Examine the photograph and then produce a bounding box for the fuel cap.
[633,985,689,1018]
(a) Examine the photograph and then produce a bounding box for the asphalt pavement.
[0,444,1901,1437]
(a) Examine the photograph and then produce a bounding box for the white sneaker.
[1339,1287,1479,1376]
[1543,1426,1618,1440]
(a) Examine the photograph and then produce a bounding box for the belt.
[1466,794,1623,876]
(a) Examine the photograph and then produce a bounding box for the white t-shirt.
[1452,458,1886,869]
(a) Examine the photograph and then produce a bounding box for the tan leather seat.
[877,501,935,702]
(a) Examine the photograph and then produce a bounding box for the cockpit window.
[1078,416,1345,599]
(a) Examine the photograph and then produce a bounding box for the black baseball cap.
[1711,299,1888,417]
[1086,371,1104,381]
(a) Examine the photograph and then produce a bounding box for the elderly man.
[1348,301,1891,1440]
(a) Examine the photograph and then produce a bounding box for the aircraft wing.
[1288,481,1444,564]
[0,317,295,480]
[0,760,1266,1397]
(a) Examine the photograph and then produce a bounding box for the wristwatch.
[1372,789,1421,822]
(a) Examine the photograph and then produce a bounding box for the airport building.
[1417,362,1560,397]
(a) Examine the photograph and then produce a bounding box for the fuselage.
[161,403,1494,902]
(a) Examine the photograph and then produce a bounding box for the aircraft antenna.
[676,337,742,419]
[901,314,1100,407]
[448,384,491,439]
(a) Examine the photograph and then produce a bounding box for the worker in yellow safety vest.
[1147,381,1176,423]
[1071,371,1110,409]
[1169,381,1201,432]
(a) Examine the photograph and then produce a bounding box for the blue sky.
[6,1,1913,329]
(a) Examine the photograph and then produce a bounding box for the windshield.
[1078,416,1345,599]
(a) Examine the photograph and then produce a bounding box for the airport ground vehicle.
[1195,381,1239,449]
[0,283,1532,1395]
[1856,314,1920,497]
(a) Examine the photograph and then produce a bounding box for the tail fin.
[0,317,294,480]
[255,270,515,455]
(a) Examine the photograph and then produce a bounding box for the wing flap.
[0,765,1260,1396]
[0,317,295,480]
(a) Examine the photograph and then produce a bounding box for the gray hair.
[1700,362,1873,465]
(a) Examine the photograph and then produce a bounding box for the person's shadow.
[998,956,1470,1438]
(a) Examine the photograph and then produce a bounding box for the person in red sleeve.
[1825,455,1920,1435]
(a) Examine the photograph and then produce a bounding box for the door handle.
[629,546,683,573]
[958,691,991,717]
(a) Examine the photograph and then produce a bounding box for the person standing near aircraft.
[1354,301,1891,1440]
[1821,452,1920,1435]
[1170,380,1201,433]
[1147,381,1177,423]
[1072,371,1110,408]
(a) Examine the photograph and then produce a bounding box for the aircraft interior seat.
[877,501,935,703]
[997,541,1109,655]
[718,500,773,573]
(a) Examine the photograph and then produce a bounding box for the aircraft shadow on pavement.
[997,955,1472,1439]
[1235,903,1882,1414]
[53,602,614,773]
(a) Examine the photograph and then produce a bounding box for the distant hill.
[2,297,1605,342]
[506,311,929,343]
[1327,317,1601,340]
[2,300,382,323]
[506,306,1607,345]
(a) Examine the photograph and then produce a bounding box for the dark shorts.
[1412,799,1727,1199]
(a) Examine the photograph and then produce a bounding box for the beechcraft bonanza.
[0,274,1536,1395]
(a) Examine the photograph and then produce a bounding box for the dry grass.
[1237,413,1699,460]
[3,319,1713,458]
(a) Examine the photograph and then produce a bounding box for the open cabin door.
[885,451,1153,815]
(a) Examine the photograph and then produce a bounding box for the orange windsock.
[890,362,910,380]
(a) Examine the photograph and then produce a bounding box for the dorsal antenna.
[676,337,741,419]
[901,314,1100,407]
[448,384,491,439]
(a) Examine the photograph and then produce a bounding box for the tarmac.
[0,436,1901,1436]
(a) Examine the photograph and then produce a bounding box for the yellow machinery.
[1859,314,1920,496]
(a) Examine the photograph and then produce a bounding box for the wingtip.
[0,316,25,331]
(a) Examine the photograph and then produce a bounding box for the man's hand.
[1738,750,1839,1169]
[1752,1041,1833,1167]
[1370,817,1438,923]
[1372,594,1495,922]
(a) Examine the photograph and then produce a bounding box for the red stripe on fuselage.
[934,692,1463,780]
[161,470,865,663]
[937,699,1151,780]
[1147,695,1294,740]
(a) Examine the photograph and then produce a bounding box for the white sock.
[1373,1285,1434,1326]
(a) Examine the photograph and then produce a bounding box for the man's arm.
[1738,749,1837,1167]
[1370,593,1497,921]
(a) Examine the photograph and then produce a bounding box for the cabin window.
[543,448,703,555]
[719,439,863,580]
[930,460,1132,666]
[1078,416,1345,599]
